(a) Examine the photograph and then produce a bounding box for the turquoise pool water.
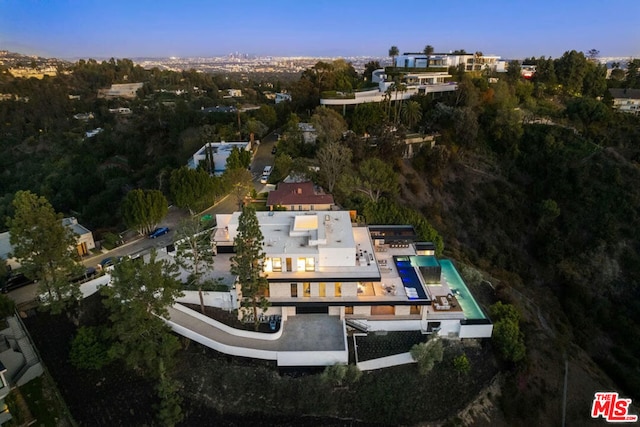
[438,260,486,320]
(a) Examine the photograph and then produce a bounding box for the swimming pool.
[439,259,486,320]
[392,256,429,300]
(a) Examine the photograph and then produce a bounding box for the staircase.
[346,319,370,333]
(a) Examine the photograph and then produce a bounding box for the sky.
[1,0,638,60]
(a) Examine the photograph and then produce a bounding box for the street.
[7,131,279,307]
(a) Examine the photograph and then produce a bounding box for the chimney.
[297,187,302,194]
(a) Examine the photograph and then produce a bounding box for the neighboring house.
[521,64,536,79]
[401,133,438,158]
[213,210,492,339]
[108,107,132,115]
[394,52,507,73]
[298,123,317,144]
[187,141,253,175]
[321,68,457,108]
[0,315,45,424]
[609,88,640,115]
[85,128,103,138]
[2,218,97,267]
[97,83,144,99]
[62,217,96,257]
[275,92,291,104]
[73,112,94,121]
[225,89,243,98]
[266,182,334,211]
[200,105,237,114]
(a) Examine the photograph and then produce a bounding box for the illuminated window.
[272,257,282,272]
[291,283,297,297]
[305,257,315,272]
[345,306,353,315]
[334,282,341,297]
[319,282,326,297]
[303,282,311,297]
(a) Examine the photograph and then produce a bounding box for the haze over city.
[1,0,639,60]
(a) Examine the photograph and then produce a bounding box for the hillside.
[396,116,640,424]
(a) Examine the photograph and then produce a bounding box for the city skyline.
[1,0,639,60]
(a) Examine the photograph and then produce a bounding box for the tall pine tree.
[230,206,269,330]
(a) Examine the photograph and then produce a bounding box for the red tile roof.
[266,182,334,207]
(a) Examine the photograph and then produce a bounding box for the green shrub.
[69,326,113,370]
[410,339,444,375]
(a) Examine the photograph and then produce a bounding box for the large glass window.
[303,282,311,297]
[319,282,326,297]
[334,282,341,297]
[290,283,297,297]
[272,257,282,272]
[305,257,315,272]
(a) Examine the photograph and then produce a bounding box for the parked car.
[69,267,98,284]
[1,273,36,293]
[149,227,170,238]
[99,257,123,271]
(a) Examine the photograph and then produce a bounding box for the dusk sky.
[1,0,638,60]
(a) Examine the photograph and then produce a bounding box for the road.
[7,131,279,306]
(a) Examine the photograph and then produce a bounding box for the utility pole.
[562,355,568,427]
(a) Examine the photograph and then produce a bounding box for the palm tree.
[388,46,399,68]
[401,101,422,129]
[423,45,434,68]
[393,80,407,125]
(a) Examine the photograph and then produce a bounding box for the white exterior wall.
[269,283,291,298]
[329,306,342,316]
[353,306,370,316]
[459,323,493,338]
[176,290,236,310]
[341,282,357,297]
[364,319,423,332]
[394,305,411,316]
[437,320,462,337]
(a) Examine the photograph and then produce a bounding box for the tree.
[174,217,216,314]
[317,142,352,193]
[8,191,82,314]
[169,167,219,214]
[254,105,277,129]
[223,167,253,209]
[225,146,252,170]
[423,45,434,68]
[401,100,422,129]
[321,363,362,387]
[102,250,184,423]
[69,326,113,370]
[410,339,444,375]
[351,102,385,136]
[586,48,599,62]
[310,106,348,145]
[453,353,471,376]
[388,46,399,67]
[230,206,269,331]
[342,158,399,203]
[363,60,381,82]
[121,189,168,235]
[489,301,526,363]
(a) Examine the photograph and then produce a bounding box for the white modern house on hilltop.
[213,210,492,339]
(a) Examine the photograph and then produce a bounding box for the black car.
[271,146,277,154]
[1,273,36,293]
